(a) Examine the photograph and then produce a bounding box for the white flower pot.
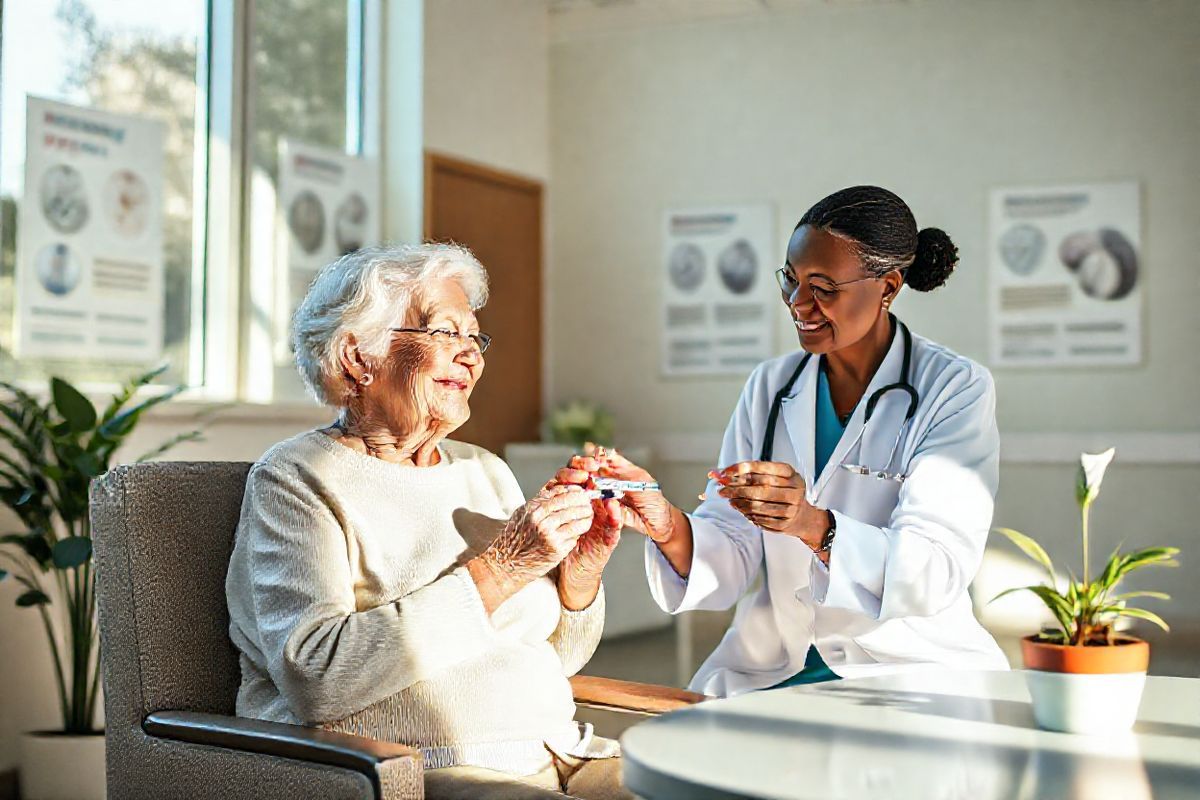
[1024,669,1147,734]
[1020,635,1150,735]
[19,732,106,800]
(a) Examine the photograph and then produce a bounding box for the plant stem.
[70,565,83,731]
[84,637,102,732]
[1081,502,1091,588]
[37,601,70,730]
[82,562,99,732]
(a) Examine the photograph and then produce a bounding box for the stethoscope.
[760,317,918,483]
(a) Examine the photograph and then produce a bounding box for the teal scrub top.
[769,362,845,689]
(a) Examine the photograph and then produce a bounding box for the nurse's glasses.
[775,268,878,303]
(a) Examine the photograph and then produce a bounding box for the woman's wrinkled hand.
[565,446,676,544]
[476,485,595,595]
[557,494,622,609]
[712,461,829,550]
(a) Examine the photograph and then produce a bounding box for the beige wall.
[424,0,550,180]
[547,0,1200,618]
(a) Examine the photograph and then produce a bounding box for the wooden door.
[424,153,543,455]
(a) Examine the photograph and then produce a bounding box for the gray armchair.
[91,461,704,800]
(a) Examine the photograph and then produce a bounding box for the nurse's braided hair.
[797,186,958,292]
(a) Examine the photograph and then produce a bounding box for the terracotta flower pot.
[1021,635,1149,734]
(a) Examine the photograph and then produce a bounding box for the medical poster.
[275,139,380,362]
[989,182,1142,367]
[661,205,775,377]
[14,97,166,362]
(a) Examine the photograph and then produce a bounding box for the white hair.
[291,243,489,406]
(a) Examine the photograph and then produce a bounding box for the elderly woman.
[225,244,629,800]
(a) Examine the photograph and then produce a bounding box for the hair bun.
[907,227,958,292]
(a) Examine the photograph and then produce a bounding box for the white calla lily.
[1076,448,1116,509]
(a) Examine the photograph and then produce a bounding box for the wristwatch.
[815,512,836,554]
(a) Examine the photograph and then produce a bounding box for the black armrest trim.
[144,710,422,798]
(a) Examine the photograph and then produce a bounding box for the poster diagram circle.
[1059,228,1139,302]
[288,190,326,254]
[668,242,705,293]
[998,223,1045,276]
[718,238,758,295]
[334,192,369,255]
[40,164,90,234]
[35,242,83,296]
[104,168,151,239]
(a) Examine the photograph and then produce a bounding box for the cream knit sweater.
[225,429,611,774]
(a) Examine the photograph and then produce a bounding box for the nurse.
[566,186,1008,697]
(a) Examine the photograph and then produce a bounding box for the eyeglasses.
[390,327,492,353]
[775,267,877,304]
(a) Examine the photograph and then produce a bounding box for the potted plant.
[993,448,1179,734]
[546,399,615,450]
[0,366,203,800]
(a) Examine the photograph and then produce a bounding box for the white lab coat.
[646,326,1009,697]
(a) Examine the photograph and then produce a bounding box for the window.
[0,0,207,389]
[0,0,377,402]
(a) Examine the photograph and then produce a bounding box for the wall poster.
[661,205,775,377]
[275,139,380,363]
[989,182,1142,367]
[15,96,166,363]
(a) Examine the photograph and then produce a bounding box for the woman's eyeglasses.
[775,267,877,304]
[390,327,492,353]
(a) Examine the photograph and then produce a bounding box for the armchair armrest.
[144,710,422,800]
[570,675,708,715]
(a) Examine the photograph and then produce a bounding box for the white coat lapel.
[811,322,908,497]
[778,357,818,491]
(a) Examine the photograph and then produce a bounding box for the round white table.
[621,670,1200,799]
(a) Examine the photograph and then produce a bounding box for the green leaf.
[1110,590,1171,603]
[1112,606,1170,633]
[0,450,33,484]
[993,527,1057,586]
[16,589,51,607]
[98,363,170,427]
[990,584,1075,639]
[1,532,53,565]
[0,422,42,464]
[51,378,97,433]
[97,384,184,441]
[52,536,92,569]
[1094,548,1124,595]
[71,452,104,478]
[1114,547,1181,583]
[1075,463,1091,508]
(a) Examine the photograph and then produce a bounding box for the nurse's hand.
[714,461,831,552]
[553,447,677,544]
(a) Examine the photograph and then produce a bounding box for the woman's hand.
[550,446,695,578]
[714,461,832,558]
[557,496,622,609]
[469,485,594,613]
[571,448,677,544]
